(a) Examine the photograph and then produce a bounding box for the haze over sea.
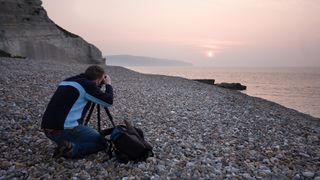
[128,66,320,118]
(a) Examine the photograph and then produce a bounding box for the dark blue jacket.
[41,74,113,130]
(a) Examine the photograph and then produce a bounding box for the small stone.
[138,163,146,170]
[299,152,310,158]
[224,166,239,173]
[0,160,11,170]
[292,174,301,180]
[157,165,166,173]
[242,173,250,177]
[270,157,279,163]
[258,166,272,176]
[194,143,205,149]
[302,171,314,178]
[307,135,319,143]
[186,162,195,167]
[262,159,270,164]
[146,157,156,164]
[150,174,160,180]
[78,170,91,179]
[275,153,283,159]
[259,169,272,176]
[249,150,257,156]
[40,173,51,179]
[242,173,254,179]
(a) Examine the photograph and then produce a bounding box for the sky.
[42,0,320,67]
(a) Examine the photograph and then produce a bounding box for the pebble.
[302,171,315,178]
[138,163,146,170]
[78,170,91,179]
[224,166,239,173]
[292,174,301,180]
[299,152,310,158]
[150,174,160,180]
[258,169,272,176]
[0,161,11,170]
[307,135,319,143]
[242,173,254,179]
[156,165,166,173]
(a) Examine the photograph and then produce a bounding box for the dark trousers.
[45,125,108,158]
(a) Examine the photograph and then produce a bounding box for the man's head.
[85,65,106,86]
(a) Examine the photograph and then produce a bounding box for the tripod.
[84,103,115,132]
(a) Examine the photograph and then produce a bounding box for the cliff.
[0,0,103,63]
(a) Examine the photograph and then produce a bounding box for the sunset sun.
[207,51,213,58]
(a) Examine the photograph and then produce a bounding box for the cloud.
[198,39,246,55]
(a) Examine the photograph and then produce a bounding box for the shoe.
[52,141,73,159]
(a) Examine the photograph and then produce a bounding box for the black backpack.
[101,120,154,163]
[87,105,153,163]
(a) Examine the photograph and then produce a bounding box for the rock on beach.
[0,58,319,179]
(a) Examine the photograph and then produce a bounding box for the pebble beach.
[0,58,319,179]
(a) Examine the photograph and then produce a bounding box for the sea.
[127,66,320,118]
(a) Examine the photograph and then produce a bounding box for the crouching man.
[41,65,113,158]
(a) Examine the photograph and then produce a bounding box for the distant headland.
[106,55,193,67]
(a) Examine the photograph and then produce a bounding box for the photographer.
[41,65,113,158]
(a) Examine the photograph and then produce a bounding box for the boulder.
[193,79,215,85]
[215,82,247,90]
[0,0,103,63]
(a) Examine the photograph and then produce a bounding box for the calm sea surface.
[128,66,320,118]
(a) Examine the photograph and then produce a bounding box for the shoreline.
[0,58,319,179]
[127,66,320,119]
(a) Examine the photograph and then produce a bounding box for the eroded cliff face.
[0,0,103,63]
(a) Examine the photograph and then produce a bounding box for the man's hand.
[97,74,111,87]
[102,74,111,85]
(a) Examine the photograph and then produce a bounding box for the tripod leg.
[84,103,95,125]
[97,105,101,132]
[104,107,116,128]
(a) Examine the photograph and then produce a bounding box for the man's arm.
[85,83,113,107]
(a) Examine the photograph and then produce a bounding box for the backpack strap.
[107,139,114,159]
[100,127,114,137]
